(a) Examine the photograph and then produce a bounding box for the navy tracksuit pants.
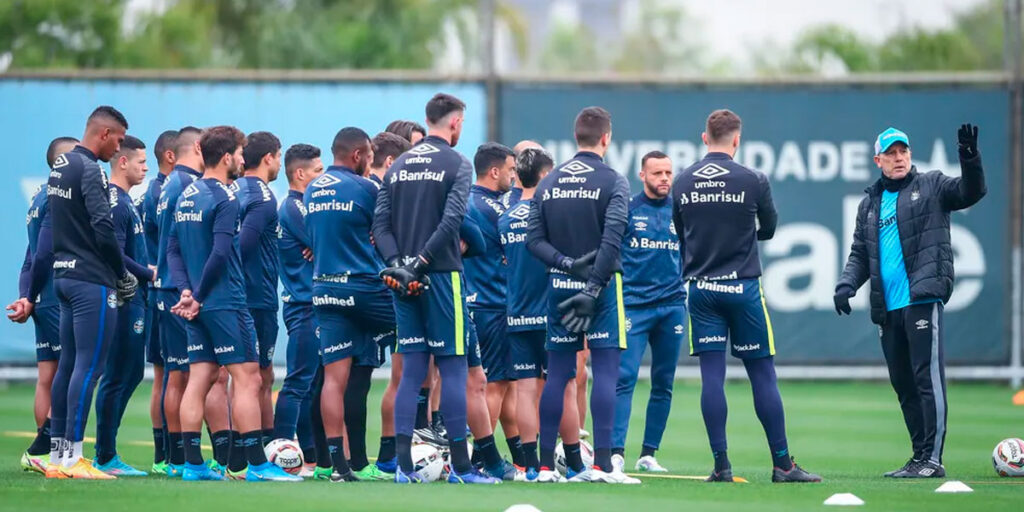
[94,298,147,460]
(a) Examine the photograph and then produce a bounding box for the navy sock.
[612,447,625,457]
[211,430,231,466]
[522,441,539,470]
[415,387,430,429]
[228,431,246,472]
[589,347,620,472]
[242,430,268,466]
[183,431,203,465]
[152,428,166,463]
[396,434,414,473]
[327,436,351,474]
[378,436,396,463]
[476,435,502,470]
[564,442,585,473]
[395,353,430,473]
[471,440,484,467]
[27,418,51,456]
[436,355,471,474]
[699,352,729,466]
[714,450,731,472]
[539,350,576,468]
[262,429,274,447]
[641,445,656,458]
[169,432,185,465]
[300,444,316,465]
[744,357,791,470]
[344,366,373,471]
[506,436,525,467]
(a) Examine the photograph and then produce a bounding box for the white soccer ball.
[992,438,1024,477]
[412,442,445,482]
[554,440,594,475]
[265,438,304,475]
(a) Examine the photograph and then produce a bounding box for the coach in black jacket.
[834,124,986,479]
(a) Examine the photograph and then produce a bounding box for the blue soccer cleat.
[376,457,398,474]
[94,455,148,477]
[525,467,540,482]
[165,463,185,478]
[448,468,501,484]
[394,468,424,484]
[245,462,303,482]
[484,459,521,481]
[182,462,226,481]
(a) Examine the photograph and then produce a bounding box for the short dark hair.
[473,142,515,177]
[45,136,79,168]
[515,147,554,188]
[425,93,466,125]
[385,120,426,143]
[119,135,146,152]
[88,105,128,130]
[372,132,411,167]
[174,126,202,157]
[284,143,321,183]
[200,126,245,168]
[574,106,611,147]
[705,109,742,144]
[331,127,371,160]
[154,130,178,164]
[242,131,281,170]
[641,150,669,168]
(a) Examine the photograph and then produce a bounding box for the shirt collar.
[72,145,98,162]
[471,184,502,198]
[327,165,359,177]
[705,152,733,161]
[574,151,603,161]
[287,189,303,199]
[111,183,128,196]
[173,164,202,177]
[421,135,451,147]
[634,191,669,208]
[155,173,167,183]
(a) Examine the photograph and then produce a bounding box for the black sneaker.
[704,468,734,482]
[891,460,945,478]
[413,427,449,447]
[772,461,822,483]
[330,470,359,482]
[431,415,449,442]
[884,458,918,477]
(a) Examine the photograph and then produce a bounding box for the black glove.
[557,286,599,333]
[380,257,430,297]
[561,250,597,281]
[833,285,854,316]
[116,271,139,305]
[957,123,978,159]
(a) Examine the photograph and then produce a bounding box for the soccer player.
[672,109,819,483]
[368,132,409,186]
[235,131,282,445]
[834,125,986,478]
[28,106,138,479]
[8,136,78,474]
[273,143,324,475]
[372,93,499,484]
[303,127,396,482]
[611,150,684,474]
[93,135,155,476]
[385,120,426,145]
[141,129,178,473]
[503,139,541,208]
[465,142,526,472]
[155,126,204,476]
[166,125,299,482]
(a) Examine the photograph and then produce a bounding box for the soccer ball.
[412,442,445,482]
[554,440,594,474]
[265,438,304,475]
[992,438,1024,477]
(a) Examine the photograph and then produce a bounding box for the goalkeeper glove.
[557,284,600,333]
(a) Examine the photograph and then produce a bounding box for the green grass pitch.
[0,379,1021,511]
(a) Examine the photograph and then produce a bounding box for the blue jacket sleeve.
[166,224,192,293]
[18,246,31,299]
[194,199,238,304]
[285,198,312,248]
[239,198,275,259]
[526,195,569,270]
[83,166,126,277]
[419,155,472,264]
[26,219,54,300]
[588,174,630,290]
[460,217,486,258]
[371,178,400,264]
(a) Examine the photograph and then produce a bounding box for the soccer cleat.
[566,466,593,482]
[226,467,248,481]
[61,458,117,479]
[590,468,641,484]
[298,463,316,478]
[353,464,394,481]
[165,463,185,478]
[246,462,303,482]
[525,467,540,482]
[772,461,823,483]
[635,455,668,473]
[578,428,591,440]
[312,466,333,481]
[448,468,501,484]
[329,470,359,482]
[376,457,398,474]
[94,455,148,476]
[611,454,625,473]
[535,468,567,483]
[413,427,448,447]
[884,458,918,477]
[484,459,520,481]
[45,464,68,479]
[21,452,48,474]
[705,468,734,482]
[151,460,169,475]
[244,462,301,481]
[394,468,425,483]
[206,459,225,477]
[890,460,944,479]
[182,462,226,481]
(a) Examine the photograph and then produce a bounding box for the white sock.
[49,437,63,466]
[62,440,82,468]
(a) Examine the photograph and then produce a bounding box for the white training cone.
[823,493,865,506]
[504,506,542,512]
[935,480,973,493]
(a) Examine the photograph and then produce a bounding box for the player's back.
[672,152,775,281]
[173,178,246,310]
[156,165,202,290]
[48,146,119,288]
[231,175,280,310]
[378,136,471,271]
[26,184,56,305]
[464,185,507,308]
[304,166,382,286]
[499,199,548,330]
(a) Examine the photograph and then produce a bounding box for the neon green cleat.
[312,466,333,481]
[353,464,394,481]
[151,461,169,475]
[21,452,49,474]
[226,468,247,481]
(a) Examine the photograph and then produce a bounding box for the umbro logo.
[52,154,69,169]
[693,164,730,180]
[312,173,341,188]
[182,184,199,198]
[407,143,440,156]
[915,319,929,330]
[634,221,647,231]
[508,203,530,221]
[561,160,594,176]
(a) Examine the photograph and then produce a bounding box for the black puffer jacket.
[836,153,986,324]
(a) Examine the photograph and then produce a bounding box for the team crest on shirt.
[560,160,594,176]
[134,318,145,334]
[311,173,341,188]
[107,292,118,309]
[625,317,633,332]
[911,190,920,201]
[693,164,730,180]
